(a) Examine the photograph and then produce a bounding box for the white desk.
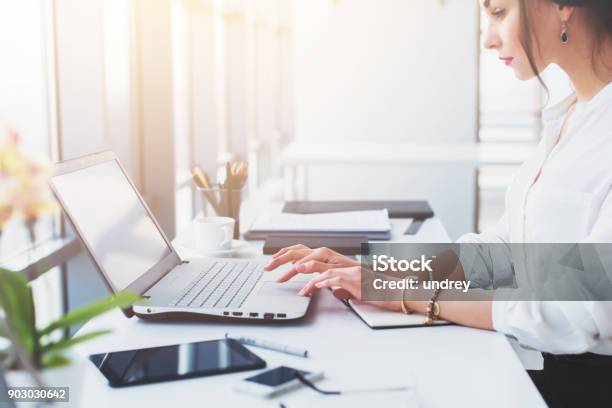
[74,212,545,407]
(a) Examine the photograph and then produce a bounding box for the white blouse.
[458,82,612,355]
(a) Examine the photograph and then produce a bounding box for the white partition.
[292,0,480,239]
[294,0,479,144]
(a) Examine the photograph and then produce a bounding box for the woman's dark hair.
[518,0,612,88]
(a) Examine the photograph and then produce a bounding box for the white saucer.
[195,239,249,256]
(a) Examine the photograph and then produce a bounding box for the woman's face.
[482,0,561,80]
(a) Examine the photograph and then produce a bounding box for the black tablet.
[89,338,266,387]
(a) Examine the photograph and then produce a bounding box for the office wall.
[293,0,480,239]
[294,0,478,143]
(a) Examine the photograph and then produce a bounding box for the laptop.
[49,151,312,321]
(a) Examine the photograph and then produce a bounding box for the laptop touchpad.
[257,282,303,296]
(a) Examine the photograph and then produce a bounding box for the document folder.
[282,200,434,220]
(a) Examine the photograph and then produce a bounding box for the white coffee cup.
[194,216,235,253]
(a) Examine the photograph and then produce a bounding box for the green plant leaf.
[0,269,36,357]
[42,330,111,354]
[38,292,140,337]
[41,353,71,369]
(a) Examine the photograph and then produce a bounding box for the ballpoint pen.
[225,333,309,358]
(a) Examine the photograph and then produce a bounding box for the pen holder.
[197,185,243,239]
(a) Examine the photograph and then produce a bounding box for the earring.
[561,22,569,44]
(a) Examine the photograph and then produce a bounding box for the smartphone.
[234,366,324,398]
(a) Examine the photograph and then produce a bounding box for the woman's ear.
[556,4,576,23]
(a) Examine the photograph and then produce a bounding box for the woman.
[265,1,612,406]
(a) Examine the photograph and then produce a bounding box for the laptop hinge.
[125,251,183,296]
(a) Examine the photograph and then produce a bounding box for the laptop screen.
[50,159,171,292]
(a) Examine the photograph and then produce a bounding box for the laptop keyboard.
[170,261,264,309]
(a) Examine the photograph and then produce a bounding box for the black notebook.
[245,230,390,241]
[282,200,434,220]
[263,234,367,255]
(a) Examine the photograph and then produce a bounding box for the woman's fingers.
[270,246,354,271]
[276,260,336,283]
[298,270,335,296]
[271,244,310,259]
[293,247,332,265]
[298,266,362,298]
[268,248,334,277]
[294,247,358,269]
[314,277,342,290]
[264,248,311,271]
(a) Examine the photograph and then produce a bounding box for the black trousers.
[528,353,612,407]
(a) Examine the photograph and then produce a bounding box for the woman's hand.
[297,263,401,312]
[264,245,359,283]
[297,264,362,297]
[264,245,401,311]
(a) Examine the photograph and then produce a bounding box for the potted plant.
[0,129,140,405]
[0,268,139,406]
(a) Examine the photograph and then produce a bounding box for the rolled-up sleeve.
[457,213,515,289]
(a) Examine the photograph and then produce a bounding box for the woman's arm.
[405,298,494,331]
[265,245,494,330]
[457,213,515,290]
[359,286,495,330]
[318,272,495,330]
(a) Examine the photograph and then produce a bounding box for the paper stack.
[246,209,392,240]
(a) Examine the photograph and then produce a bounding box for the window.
[1,0,142,327]
[0,0,65,329]
[169,0,295,230]
[0,0,57,258]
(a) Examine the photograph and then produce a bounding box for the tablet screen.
[89,339,265,387]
